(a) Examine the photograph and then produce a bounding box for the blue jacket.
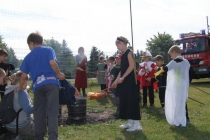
[59,80,76,105]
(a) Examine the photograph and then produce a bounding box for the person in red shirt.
[138,51,156,107]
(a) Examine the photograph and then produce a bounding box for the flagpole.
[129,0,134,51]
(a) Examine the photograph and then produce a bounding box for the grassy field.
[35,79,210,140]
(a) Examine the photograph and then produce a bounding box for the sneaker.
[119,123,133,129]
[126,124,142,132]
[176,124,185,128]
[111,94,115,98]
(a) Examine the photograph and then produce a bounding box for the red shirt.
[138,61,156,86]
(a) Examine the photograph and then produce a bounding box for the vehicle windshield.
[175,38,206,54]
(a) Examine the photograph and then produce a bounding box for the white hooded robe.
[165,56,190,127]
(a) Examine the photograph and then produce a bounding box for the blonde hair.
[11,71,29,84]
[168,45,181,54]
[116,36,130,46]
[98,55,104,61]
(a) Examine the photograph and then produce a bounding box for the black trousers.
[143,86,154,105]
[77,88,86,94]
[159,88,166,108]
[100,84,106,91]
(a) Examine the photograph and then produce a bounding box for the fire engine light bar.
[179,33,184,38]
[200,29,205,35]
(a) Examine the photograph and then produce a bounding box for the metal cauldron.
[66,97,86,124]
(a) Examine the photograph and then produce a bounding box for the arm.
[49,60,65,80]
[48,47,65,80]
[111,72,121,88]
[19,73,28,91]
[110,67,115,79]
[120,52,135,81]
[18,90,33,116]
[104,64,108,80]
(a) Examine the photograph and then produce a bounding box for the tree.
[146,32,174,56]
[43,38,76,78]
[88,46,103,77]
[0,36,21,68]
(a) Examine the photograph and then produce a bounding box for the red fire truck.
[175,30,210,79]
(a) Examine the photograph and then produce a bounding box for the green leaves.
[43,38,76,78]
[0,36,20,68]
[146,32,174,56]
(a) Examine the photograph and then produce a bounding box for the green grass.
[29,79,210,140]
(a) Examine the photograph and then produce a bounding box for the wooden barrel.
[67,97,86,122]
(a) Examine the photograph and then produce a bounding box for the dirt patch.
[59,108,116,125]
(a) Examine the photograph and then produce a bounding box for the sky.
[0,0,209,59]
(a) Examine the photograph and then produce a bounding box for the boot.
[82,88,87,97]
[83,93,87,97]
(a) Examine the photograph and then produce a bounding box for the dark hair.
[155,55,164,61]
[27,32,43,45]
[108,56,115,61]
[116,36,130,45]
[0,48,8,56]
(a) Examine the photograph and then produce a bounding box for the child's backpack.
[0,91,22,124]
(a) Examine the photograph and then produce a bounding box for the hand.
[111,82,117,88]
[57,72,65,80]
[76,67,84,71]
[4,76,11,85]
[145,78,151,82]
[141,69,145,72]
[145,69,149,73]
[118,77,124,84]
[154,66,159,71]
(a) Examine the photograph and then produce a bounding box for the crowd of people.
[0,32,192,139]
[94,36,191,131]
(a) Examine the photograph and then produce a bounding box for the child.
[110,54,121,118]
[146,55,167,114]
[0,48,15,99]
[138,51,156,107]
[112,36,141,132]
[18,32,65,139]
[5,71,35,139]
[155,45,190,127]
[106,56,115,93]
[96,55,107,91]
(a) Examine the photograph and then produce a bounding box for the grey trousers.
[34,84,59,140]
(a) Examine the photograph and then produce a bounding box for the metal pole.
[129,0,134,51]
[207,16,209,35]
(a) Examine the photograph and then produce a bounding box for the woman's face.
[79,47,84,54]
[115,41,124,51]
